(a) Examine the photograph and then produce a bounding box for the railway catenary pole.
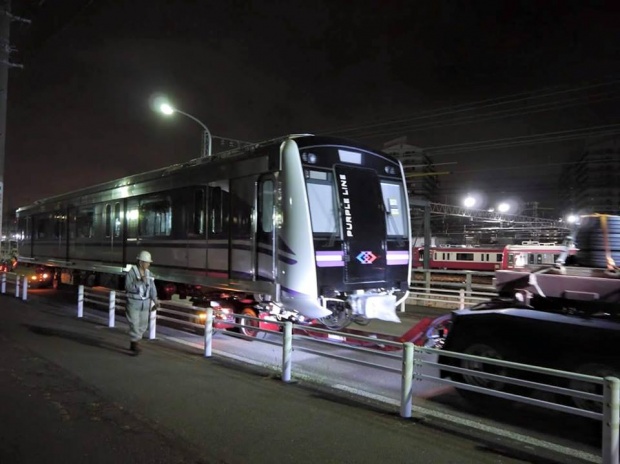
[0,0,10,248]
[0,1,28,248]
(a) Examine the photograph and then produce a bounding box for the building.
[559,137,620,215]
[382,136,440,203]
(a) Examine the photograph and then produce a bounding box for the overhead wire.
[319,79,620,137]
[349,91,620,140]
[423,124,620,155]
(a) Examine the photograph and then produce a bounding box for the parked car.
[14,264,54,288]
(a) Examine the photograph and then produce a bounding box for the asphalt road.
[0,291,597,464]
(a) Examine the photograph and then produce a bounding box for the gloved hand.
[150,299,160,311]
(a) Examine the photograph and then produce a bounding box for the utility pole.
[0,0,28,253]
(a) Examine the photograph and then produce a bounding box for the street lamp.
[463,195,476,208]
[158,103,212,158]
[497,202,510,213]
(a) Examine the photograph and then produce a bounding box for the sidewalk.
[0,296,555,464]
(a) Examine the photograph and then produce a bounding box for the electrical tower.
[0,0,28,253]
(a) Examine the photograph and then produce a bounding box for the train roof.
[17,134,401,214]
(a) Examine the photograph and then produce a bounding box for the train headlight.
[273,210,284,229]
[384,165,397,175]
[301,152,317,164]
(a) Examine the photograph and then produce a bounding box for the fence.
[0,272,29,301]
[407,286,497,309]
[74,285,619,463]
[412,269,496,292]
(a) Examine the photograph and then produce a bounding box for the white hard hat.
[137,250,153,263]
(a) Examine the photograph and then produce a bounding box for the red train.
[411,242,577,271]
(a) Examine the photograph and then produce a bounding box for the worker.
[125,250,159,354]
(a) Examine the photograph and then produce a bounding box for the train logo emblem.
[356,251,377,264]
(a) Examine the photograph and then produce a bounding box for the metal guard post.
[15,274,19,298]
[400,342,414,418]
[1,272,5,293]
[22,277,27,301]
[108,290,116,328]
[282,321,293,382]
[77,285,84,318]
[149,307,157,340]
[602,376,619,464]
[204,307,213,358]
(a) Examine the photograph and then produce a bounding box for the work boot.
[130,341,142,355]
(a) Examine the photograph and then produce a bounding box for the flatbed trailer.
[437,264,620,412]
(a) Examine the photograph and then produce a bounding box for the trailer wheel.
[569,362,620,412]
[238,308,266,339]
[456,341,523,406]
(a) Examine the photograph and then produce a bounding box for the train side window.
[190,188,206,236]
[456,253,474,261]
[113,203,122,238]
[76,207,94,238]
[210,187,223,234]
[537,254,543,264]
[53,212,64,239]
[259,179,274,233]
[230,176,255,240]
[528,253,535,264]
[35,214,50,239]
[496,253,502,262]
[139,195,172,237]
[104,204,112,238]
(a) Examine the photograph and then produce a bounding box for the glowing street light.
[497,202,510,213]
[463,195,476,208]
[567,214,579,224]
[158,102,212,158]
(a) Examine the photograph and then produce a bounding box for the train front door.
[334,165,386,283]
[255,175,276,281]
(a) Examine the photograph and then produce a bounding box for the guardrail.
[412,269,496,293]
[407,286,497,309]
[75,285,619,463]
[0,272,29,301]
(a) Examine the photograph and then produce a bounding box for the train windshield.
[306,170,339,235]
[380,181,407,238]
[304,169,408,238]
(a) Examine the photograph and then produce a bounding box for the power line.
[348,91,620,141]
[319,79,620,137]
[422,124,620,155]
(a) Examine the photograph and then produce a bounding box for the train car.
[16,134,411,330]
[501,241,577,270]
[412,241,578,272]
[411,246,504,271]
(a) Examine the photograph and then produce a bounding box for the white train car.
[16,135,411,330]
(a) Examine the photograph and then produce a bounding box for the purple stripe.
[387,258,409,265]
[316,251,344,256]
[317,261,345,268]
[387,250,409,266]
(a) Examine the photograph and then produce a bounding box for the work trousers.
[125,298,151,342]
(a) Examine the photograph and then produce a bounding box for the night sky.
[6,1,620,213]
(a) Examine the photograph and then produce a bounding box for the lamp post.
[159,103,212,158]
[463,195,476,208]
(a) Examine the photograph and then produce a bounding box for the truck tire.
[568,362,620,412]
[456,340,526,407]
[238,308,266,339]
